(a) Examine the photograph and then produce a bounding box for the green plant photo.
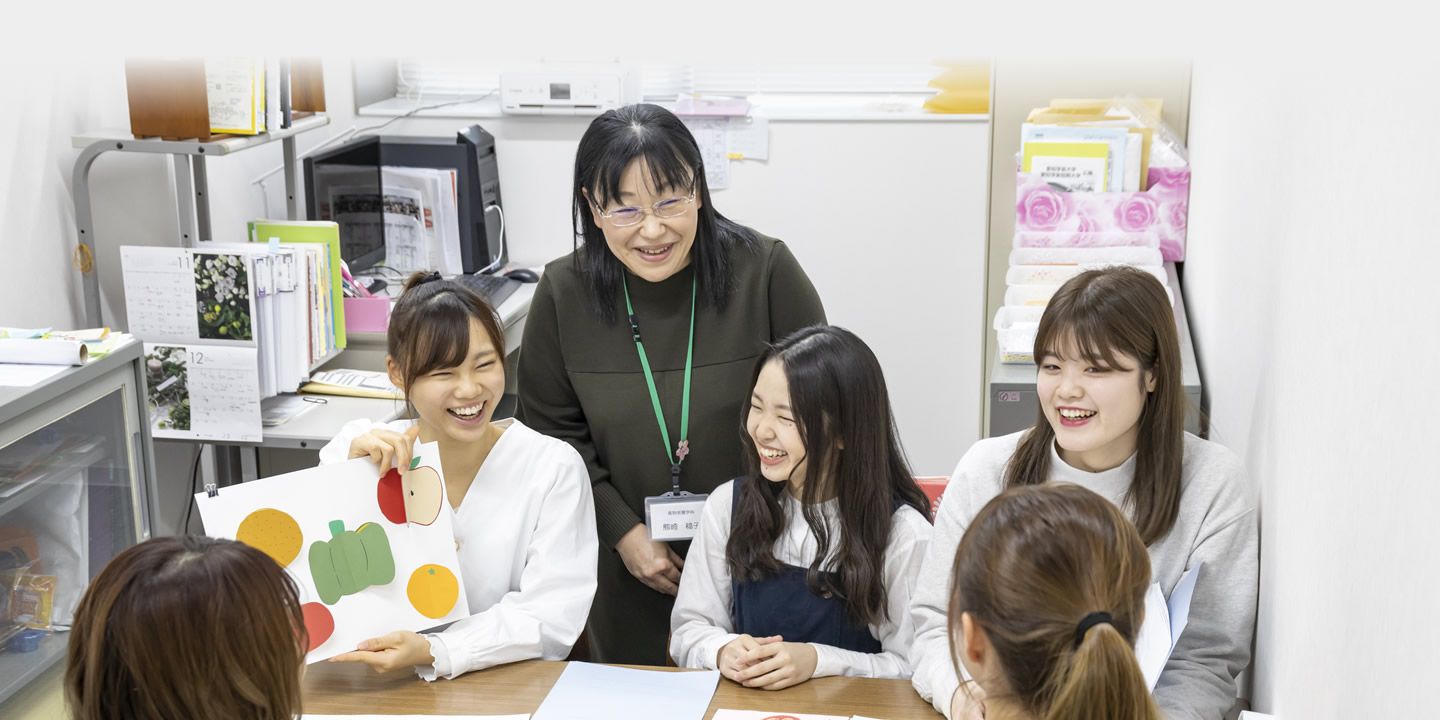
[145,345,191,432]
[194,253,253,341]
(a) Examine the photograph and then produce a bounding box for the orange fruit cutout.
[407,564,459,619]
[235,508,303,567]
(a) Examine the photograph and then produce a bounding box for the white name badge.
[644,491,708,542]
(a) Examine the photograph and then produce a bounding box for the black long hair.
[726,325,929,629]
[571,103,758,323]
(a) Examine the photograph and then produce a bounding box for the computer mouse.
[504,268,540,283]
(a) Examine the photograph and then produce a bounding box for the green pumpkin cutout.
[309,520,396,605]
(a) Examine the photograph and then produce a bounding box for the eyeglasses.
[594,191,696,228]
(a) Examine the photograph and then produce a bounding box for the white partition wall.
[720,119,991,474]
[1185,56,1440,718]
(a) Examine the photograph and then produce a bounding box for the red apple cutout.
[301,602,335,652]
[405,465,444,526]
[377,469,407,524]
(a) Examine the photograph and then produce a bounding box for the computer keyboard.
[455,272,521,309]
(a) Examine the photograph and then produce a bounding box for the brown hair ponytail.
[949,484,1159,720]
[1044,622,1159,720]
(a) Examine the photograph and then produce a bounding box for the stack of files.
[383,166,463,275]
[203,56,297,136]
[993,249,1170,365]
[247,219,349,365]
[309,166,464,275]
[1019,96,1188,193]
[301,369,404,400]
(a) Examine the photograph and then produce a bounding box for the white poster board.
[197,442,468,662]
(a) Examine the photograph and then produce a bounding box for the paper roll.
[0,339,88,366]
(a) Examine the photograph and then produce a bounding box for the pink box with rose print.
[1014,167,1190,261]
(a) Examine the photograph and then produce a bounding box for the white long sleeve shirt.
[319,417,598,680]
[909,431,1258,719]
[669,479,932,679]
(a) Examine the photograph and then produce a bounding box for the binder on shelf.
[247,220,348,351]
[123,56,326,141]
[205,57,267,136]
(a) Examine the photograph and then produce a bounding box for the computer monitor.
[303,125,506,275]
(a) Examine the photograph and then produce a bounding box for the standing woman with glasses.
[517,103,826,664]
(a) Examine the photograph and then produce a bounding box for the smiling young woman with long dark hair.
[517,103,826,664]
[910,266,1258,720]
[669,326,931,690]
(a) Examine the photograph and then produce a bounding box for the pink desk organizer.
[1014,167,1190,261]
[344,296,391,333]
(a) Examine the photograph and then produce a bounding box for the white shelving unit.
[70,115,338,486]
[70,114,331,327]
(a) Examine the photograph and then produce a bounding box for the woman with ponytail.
[912,266,1257,719]
[316,271,597,680]
[949,484,1159,720]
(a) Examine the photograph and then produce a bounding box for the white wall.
[0,58,172,331]
[1185,56,1440,717]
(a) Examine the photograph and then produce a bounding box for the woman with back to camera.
[66,535,307,720]
[947,483,1161,720]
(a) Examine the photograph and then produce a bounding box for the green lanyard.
[623,275,695,495]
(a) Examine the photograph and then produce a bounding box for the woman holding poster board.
[909,267,1257,720]
[318,271,598,680]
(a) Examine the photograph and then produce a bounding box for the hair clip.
[419,271,443,285]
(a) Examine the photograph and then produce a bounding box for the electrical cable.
[477,204,507,274]
[181,444,203,534]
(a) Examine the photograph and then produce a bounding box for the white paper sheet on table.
[1134,560,1204,690]
[530,663,720,720]
[303,716,529,720]
[0,364,68,387]
[713,711,847,720]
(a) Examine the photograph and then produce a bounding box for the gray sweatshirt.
[909,431,1258,720]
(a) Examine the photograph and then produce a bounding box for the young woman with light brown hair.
[65,535,306,720]
[911,266,1258,719]
[949,483,1159,720]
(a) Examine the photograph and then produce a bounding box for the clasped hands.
[717,633,818,691]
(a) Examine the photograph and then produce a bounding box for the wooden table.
[304,660,944,719]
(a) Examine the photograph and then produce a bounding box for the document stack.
[996,97,1190,364]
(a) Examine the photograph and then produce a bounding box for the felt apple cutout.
[375,457,444,526]
[377,469,407,524]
